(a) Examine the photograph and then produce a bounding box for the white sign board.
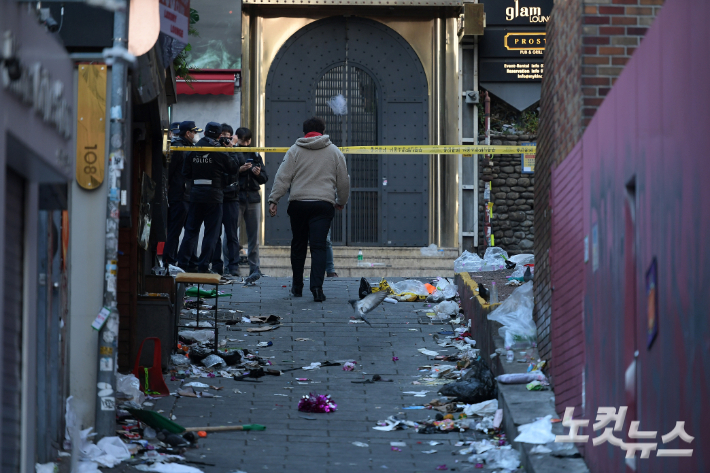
[159,0,190,43]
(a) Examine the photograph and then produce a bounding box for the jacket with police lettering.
[168,135,192,203]
[182,136,241,203]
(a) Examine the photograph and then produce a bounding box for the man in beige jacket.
[268,117,350,302]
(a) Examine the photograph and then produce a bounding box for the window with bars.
[315,65,379,245]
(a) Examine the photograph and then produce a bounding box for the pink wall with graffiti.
[551,0,710,470]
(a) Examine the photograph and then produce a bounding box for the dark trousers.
[287,200,335,291]
[212,200,241,275]
[164,201,188,265]
[177,202,223,272]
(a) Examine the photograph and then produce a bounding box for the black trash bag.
[359,277,372,299]
[505,259,516,270]
[218,349,242,365]
[187,346,212,363]
[437,358,496,404]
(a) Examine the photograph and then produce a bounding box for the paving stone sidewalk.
[156,276,480,473]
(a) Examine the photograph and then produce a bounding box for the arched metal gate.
[264,16,429,246]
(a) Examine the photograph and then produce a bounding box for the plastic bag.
[487,282,537,350]
[178,330,214,343]
[327,94,348,115]
[420,244,439,257]
[434,301,459,318]
[187,346,212,363]
[482,247,509,270]
[202,354,226,368]
[437,358,496,404]
[463,399,498,417]
[484,447,521,469]
[390,279,429,301]
[218,349,242,365]
[454,251,484,273]
[511,264,535,279]
[496,372,546,384]
[171,354,190,366]
[116,373,146,404]
[514,415,556,444]
[509,254,534,266]
[434,277,457,300]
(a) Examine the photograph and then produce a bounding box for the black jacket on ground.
[168,136,192,203]
[236,150,268,204]
[182,136,241,204]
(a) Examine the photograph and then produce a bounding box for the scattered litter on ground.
[418,348,439,356]
[514,415,556,444]
[298,393,337,413]
[35,463,57,473]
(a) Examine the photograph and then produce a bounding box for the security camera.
[39,8,60,33]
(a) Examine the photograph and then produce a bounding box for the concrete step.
[259,246,458,278]
[260,246,460,257]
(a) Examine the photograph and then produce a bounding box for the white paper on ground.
[403,391,430,397]
[135,463,204,473]
[183,382,210,388]
[417,348,439,356]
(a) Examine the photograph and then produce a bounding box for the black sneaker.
[290,287,303,297]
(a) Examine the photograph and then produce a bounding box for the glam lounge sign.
[486,0,553,26]
[2,62,72,139]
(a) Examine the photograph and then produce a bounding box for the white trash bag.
[326,94,348,115]
[390,279,429,301]
[514,415,557,444]
[116,373,146,404]
[487,281,537,349]
[509,253,534,266]
[454,251,484,273]
[434,300,459,319]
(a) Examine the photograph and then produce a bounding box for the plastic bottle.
[506,349,514,363]
[490,281,499,304]
[358,249,363,261]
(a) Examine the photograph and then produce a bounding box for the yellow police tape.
[170,144,536,155]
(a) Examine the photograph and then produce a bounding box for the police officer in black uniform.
[177,122,241,273]
[164,120,201,267]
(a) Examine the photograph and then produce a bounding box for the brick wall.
[581,0,664,126]
[534,0,582,362]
